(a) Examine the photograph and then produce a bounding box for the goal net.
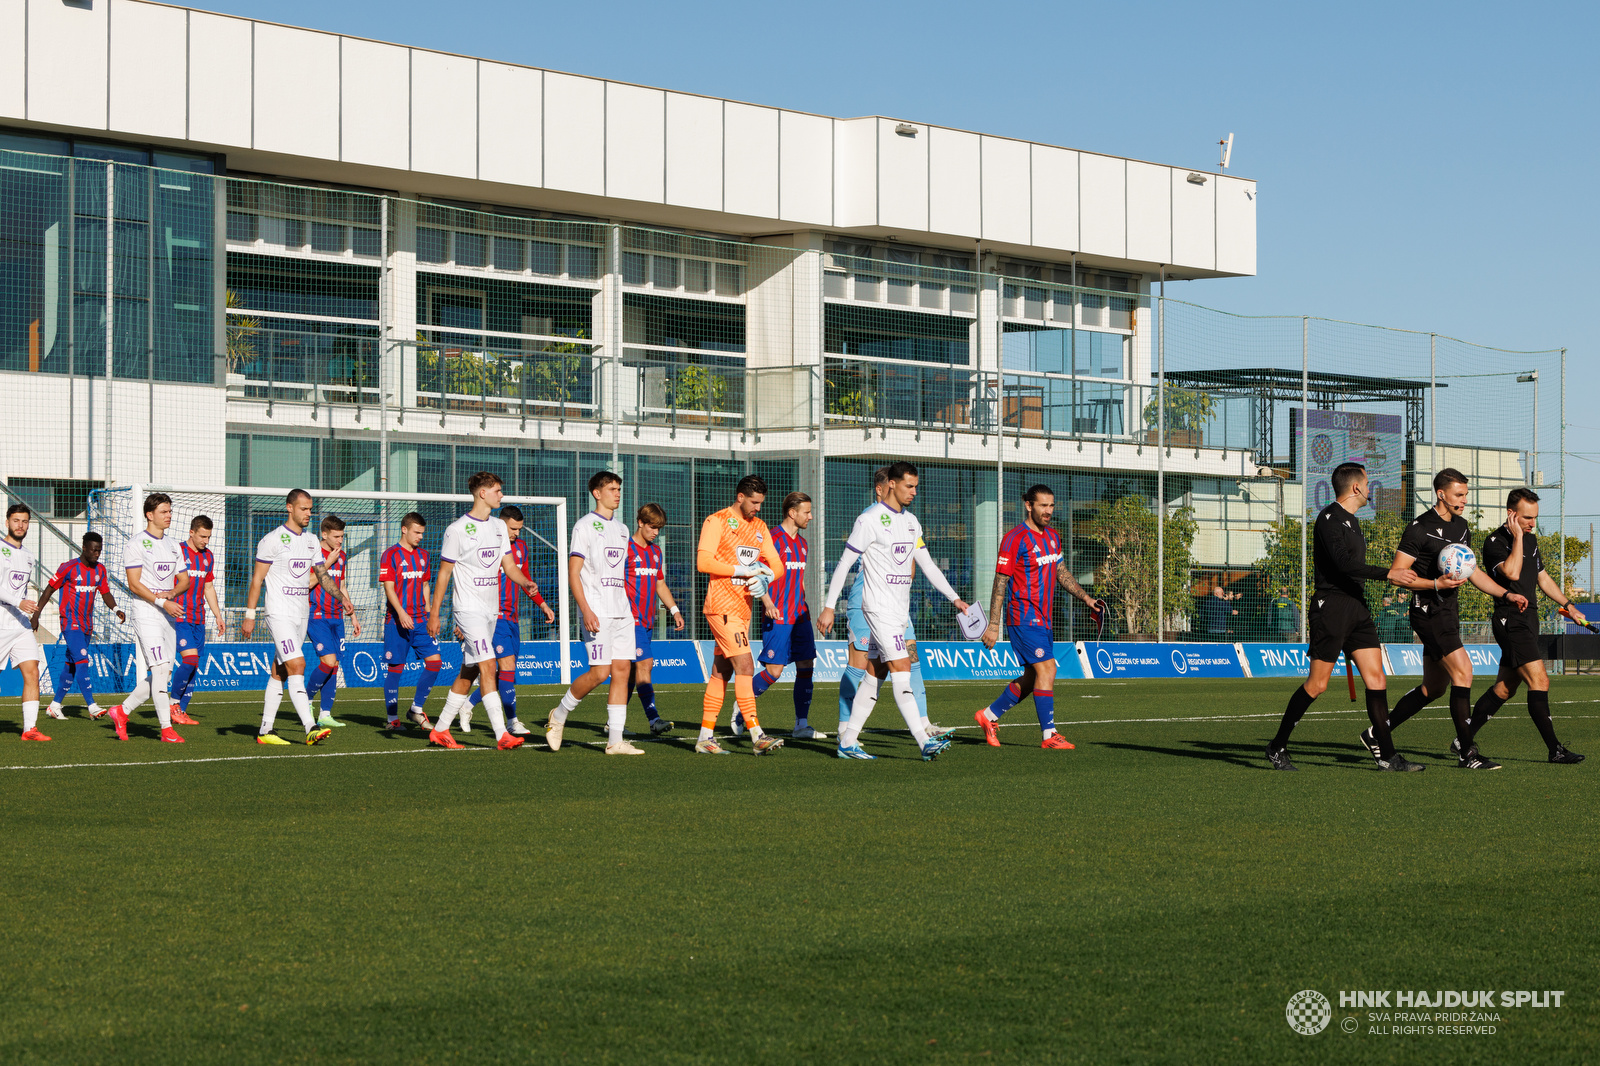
[85,484,571,685]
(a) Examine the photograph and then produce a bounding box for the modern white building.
[0,0,1259,640]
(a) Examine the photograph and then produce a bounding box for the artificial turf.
[2,677,1597,1064]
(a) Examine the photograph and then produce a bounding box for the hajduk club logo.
[1286,990,1332,1035]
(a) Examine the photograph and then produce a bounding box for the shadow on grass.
[1094,737,1377,770]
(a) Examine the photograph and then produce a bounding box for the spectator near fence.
[1269,587,1299,643]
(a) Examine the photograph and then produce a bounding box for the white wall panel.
[980,136,1030,245]
[543,72,604,196]
[27,0,108,130]
[1170,170,1215,271]
[108,0,186,139]
[187,11,251,147]
[253,23,339,159]
[832,118,876,228]
[1215,176,1257,275]
[928,126,979,237]
[779,110,831,226]
[339,37,409,171]
[1030,145,1078,252]
[0,0,27,120]
[1078,152,1126,259]
[410,50,477,179]
[877,118,927,232]
[665,92,721,211]
[1125,160,1171,265]
[604,82,664,203]
[478,61,541,187]
[723,102,778,219]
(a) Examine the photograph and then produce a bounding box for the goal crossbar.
[113,483,571,685]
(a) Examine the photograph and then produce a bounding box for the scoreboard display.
[1291,409,1404,519]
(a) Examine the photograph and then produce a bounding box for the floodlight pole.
[1560,348,1567,604]
[1300,317,1308,643]
[1157,269,1165,641]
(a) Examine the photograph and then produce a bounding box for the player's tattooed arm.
[1055,560,1097,605]
[988,574,1010,623]
[310,560,341,599]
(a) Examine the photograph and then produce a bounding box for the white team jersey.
[570,510,631,618]
[441,512,511,621]
[255,524,321,619]
[124,529,184,615]
[0,539,36,634]
[843,501,925,626]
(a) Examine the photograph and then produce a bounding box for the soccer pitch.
[5,678,1597,1064]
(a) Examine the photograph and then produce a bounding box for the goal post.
[88,484,571,685]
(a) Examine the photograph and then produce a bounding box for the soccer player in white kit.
[818,461,969,761]
[545,470,646,755]
[241,489,354,745]
[423,471,539,751]
[109,493,193,743]
[0,503,50,741]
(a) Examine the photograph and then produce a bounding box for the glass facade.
[1,131,217,382]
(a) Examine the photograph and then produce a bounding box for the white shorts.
[457,615,497,666]
[132,606,178,669]
[0,627,42,670]
[862,610,911,664]
[265,613,309,665]
[584,615,635,667]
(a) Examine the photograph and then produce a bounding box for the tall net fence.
[2,152,1581,651]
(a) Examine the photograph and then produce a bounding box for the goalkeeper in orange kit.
[695,474,787,755]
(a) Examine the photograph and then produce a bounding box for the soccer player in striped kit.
[305,514,362,730]
[751,492,826,739]
[977,484,1105,750]
[624,503,683,736]
[165,516,223,724]
[34,532,124,721]
[464,505,554,735]
[379,512,441,731]
[1,503,48,741]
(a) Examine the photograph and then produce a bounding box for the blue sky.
[193,0,1600,528]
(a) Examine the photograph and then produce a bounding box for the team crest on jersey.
[0,547,9,558]
[466,522,477,535]
[604,546,625,568]
[592,520,604,532]
[727,515,739,529]
[280,532,291,545]
[879,513,892,528]
[891,542,912,565]
[478,546,499,567]
[142,539,153,549]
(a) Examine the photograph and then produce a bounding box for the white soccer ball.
[1438,543,1477,582]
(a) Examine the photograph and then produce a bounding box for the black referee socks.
[1364,689,1395,758]
[1449,685,1474,752]
[1387,684,1438,730]
[1468,688,1507,739]
[1271,685,1317,750]
[1527,689,1561,755]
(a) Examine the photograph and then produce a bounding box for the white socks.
[890,672,929,748]
[551,690,580,726]
[151,663,173,730]
[841,673,881,747]
[259,677,284,735]
[606,704,625,746]
[434,690,468,733]
[285,674,315,733]
[481,690,507,739]
[123,676,151,713]
[22,700,38,732]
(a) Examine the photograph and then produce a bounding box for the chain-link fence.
[2,151,1580,649]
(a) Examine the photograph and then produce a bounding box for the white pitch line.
[1,745,490,772]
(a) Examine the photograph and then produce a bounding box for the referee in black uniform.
[1458,489,1586,763]
[1382,468,1527,769]
[1266,463,1420,771]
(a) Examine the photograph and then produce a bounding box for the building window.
[5,478,104,520]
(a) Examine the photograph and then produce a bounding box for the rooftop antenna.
[1219,133,1234,170]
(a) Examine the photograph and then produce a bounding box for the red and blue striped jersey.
[767,527,809,624]
[498,538,529,623]
[310,546,346,620]
[996,525,1062,628]
[48,559,109,633]
[625,540,663,625]
[174,544,214,623]
[379,544,430,624]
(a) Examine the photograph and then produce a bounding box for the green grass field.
[3,677,1598,1064]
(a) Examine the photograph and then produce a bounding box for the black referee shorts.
[1491,615,1543,672]
[1409,605,1464,662]
[1307,593,1381,663]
